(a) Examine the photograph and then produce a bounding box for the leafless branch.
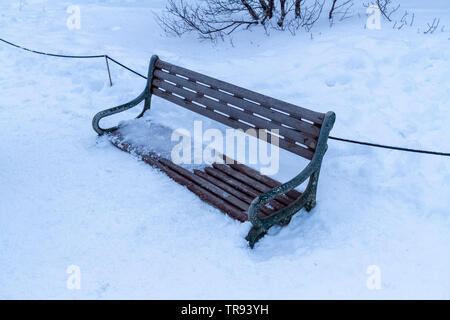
[278,0,287,27]
[329,0,337,19]
[376,0,399,22]
[424,18,440,34]
[157,0,338,41]
[295,0,302,18]
[241,0,260,20]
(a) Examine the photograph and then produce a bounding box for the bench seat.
[110,132,302,223]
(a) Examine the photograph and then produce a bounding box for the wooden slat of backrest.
[152,87,314,160]
[155,59,324,124]
[153,69,320,138]
[153,78,317,149]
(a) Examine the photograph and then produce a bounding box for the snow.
[0,0,449,299]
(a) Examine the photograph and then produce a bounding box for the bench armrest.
[247,157,320,229]
[248,111,336,230]
[92,55,159,135]
[92,91,147,135]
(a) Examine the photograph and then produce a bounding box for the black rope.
[0,38,115,86]
[0,38,105,59]
[105,55,147,80]
[0,38,148,81]
[329,136,450,156]
[1,37,449,157]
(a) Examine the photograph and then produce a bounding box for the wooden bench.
[92,55,336,248]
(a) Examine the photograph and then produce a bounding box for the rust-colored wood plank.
[110,133,284,220]
[156,161,248,222]
[110,133,247,222]
[153,69,321,138]
[227,162,302,200]
[152,88,314,160]
[154,60,325,124]
[153,78,317,149]
[159,158,250,213]
[204,167,285,211]
[193,169,254,204]
[212,163,294,206]
[194,169,274,216]
[205,167,259,198]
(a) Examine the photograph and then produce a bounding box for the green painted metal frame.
[92,55,159,135]
[246,111,335,247]
[92,55,336,248]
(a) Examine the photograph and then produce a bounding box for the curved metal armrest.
[248,161,320,228]
[248,111,336,230]
[92,55,159,136]
[92,90,147,135]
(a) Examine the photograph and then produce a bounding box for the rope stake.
[105,55,113,87]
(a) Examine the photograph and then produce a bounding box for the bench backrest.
[151,59,326,160]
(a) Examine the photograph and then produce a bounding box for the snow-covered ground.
[0,0,449,299]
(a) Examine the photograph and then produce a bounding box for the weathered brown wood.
[108,132,308,222]
[194,169,254,204]
[194,170,275,216]
[159,158,250,212]
[213,163,269,193]
[155,60,325,124]
[152,78,317,149]
[155,162,248,222]
[153,69,321,138]
[227,162,302,200]
[204,167,259,198]
[204,166,286,211]
[152,87,314,160]
[194,170,274,217]
[212,163,294,206]
[109,133,247,222]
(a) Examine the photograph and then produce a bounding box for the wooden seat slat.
[204,167,286,211]
[227,163,302,200]
[193,170,274,216]
[159,158,250,212]
[211,164,294,207]
[109,134,247,221]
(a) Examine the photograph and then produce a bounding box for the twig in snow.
[424,18,440,34]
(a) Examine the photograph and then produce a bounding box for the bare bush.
[328,0,353,22]
[424,18,440,34]
[363,0,400,22]
[157,0,327,40]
